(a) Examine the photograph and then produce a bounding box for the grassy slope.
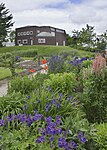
[0,45,94,57]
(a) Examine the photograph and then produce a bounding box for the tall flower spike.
[92,53,106,77]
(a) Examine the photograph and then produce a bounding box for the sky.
[1,0,107,35]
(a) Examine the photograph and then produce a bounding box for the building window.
[56,29,64,33]
[37,30,40,33]
[17,40,21,44]
[50,28,55,31]
[23,39,28,44]
[38,38,46,43]
[17,31,33,36]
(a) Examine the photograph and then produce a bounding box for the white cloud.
[1,0,107,35]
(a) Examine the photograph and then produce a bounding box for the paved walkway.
[0,79,8,97]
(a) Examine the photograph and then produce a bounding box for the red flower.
[29,69,36,73]
[41,59,47,64]
[44,65,48,70]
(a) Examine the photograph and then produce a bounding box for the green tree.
[9,30,15,42]
[71,29,81,47]
[0,53,16,76]
[0,3,14,47]
[66,34,72,46]
[79,24,96,49]
[95,32,107,52]
[71,24,96,50]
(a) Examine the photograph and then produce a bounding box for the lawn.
[0,67,11,80]
[0,45,94,57]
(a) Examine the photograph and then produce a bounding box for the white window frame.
[23,39,28,44]
[38,38,46,43]
[17,40,21,44]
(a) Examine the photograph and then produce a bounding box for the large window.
[37,32,55,37]
[56,29,64,33]
[17,40,21,44]
[38,38,46,43]
[23,39,28,44]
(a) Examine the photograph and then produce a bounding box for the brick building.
[15,25,66,46]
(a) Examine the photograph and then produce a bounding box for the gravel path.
[0,79,8,97]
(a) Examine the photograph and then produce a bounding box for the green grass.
[0,45,94,57]
[0,67,11,80]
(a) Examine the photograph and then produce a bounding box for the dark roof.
[16,25,66,33]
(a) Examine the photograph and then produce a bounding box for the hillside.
[0,45,94,57]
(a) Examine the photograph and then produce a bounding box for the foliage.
[8,74,48,95]
[83,71,107,123]
[94,123,107,149]
[0,92,26,117]
[8,30,15,43]
[82,59,93,68]
[0,3,14,47]
[43,72,78,95]
[0,52,17,76]
[48,55,65,73]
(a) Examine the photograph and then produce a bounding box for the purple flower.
[45,102,51,112]
[16,56,20,61]
[17,114,27,123]
[55,115,61,126]
[0,119,5,126]
[33,114,43,121]
[74,56,78,61]
[78,132,87,143]
[8,114,16,122]
[80,57,87,61]
[45,116,52,123]
[78,132,83,139]
[58,137,68,148]
[26,95,31,99]
[50,136,54,143]
[70,141,78,149]
[23,104,27,110]
[26,115,33,126]
[36,136,45,143]
[80,137,87,143]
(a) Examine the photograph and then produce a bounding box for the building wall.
[15,26,66,46]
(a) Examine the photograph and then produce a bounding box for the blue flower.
[0,119,5,126]
[45,102,51,112]
[17,114,27,123]
[23,104,27,110]
[33,114,43,121]
[36,136,45,143]
[58,137,67,148]
[70,141,78,149]
[80,137,87,143]
[26,95,31,99]
[45,116,52,123]
[26,115,33,126]
[78,132,87,143]
[49,136,54,143]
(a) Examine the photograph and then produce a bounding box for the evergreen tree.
[0,3,14,47]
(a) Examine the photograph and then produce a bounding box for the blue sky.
[2,0,107,35]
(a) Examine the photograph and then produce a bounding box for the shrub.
[43,72,78,95]
[94,123,107,149]
[48,55,65,74]
[83,71,107,123]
